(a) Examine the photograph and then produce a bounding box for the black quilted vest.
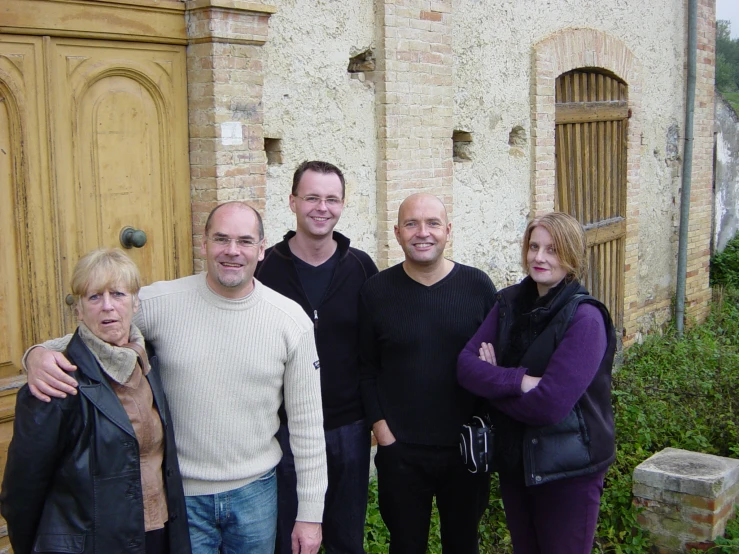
[492,277,616,486]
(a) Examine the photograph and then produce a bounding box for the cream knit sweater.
[37,273,327,523]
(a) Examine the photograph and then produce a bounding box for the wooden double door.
[0,34,191,545]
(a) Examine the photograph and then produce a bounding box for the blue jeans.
[275,420,370,554]
[186,469,277,554]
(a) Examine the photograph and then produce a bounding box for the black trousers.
[375,441,490,554]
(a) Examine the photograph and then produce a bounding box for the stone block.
[633,448,739,552]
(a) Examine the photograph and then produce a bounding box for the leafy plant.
[711,232,739,288]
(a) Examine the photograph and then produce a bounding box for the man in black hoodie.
[256,161,378,554]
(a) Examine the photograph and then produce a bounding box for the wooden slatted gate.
[555,69,628,331]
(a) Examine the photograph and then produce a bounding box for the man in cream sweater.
[24,202,328,554]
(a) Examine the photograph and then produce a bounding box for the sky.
[717,0,739,39]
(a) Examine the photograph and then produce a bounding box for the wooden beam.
[0,0,187,44]
[584,217,626,247]
[556,101,629,124]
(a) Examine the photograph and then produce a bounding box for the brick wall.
[185,0,275,271]
[683,0,715,325]
[374,0,454,267]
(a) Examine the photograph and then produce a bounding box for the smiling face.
[77,286,138,346]
[526,225,568,296]
[394,194,451,268]
[201,203,265,298]
[289,169,345,239]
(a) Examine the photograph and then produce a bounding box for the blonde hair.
[521,212,587,280]
[70,248,141,306]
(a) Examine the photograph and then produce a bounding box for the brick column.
[374,0,454,268]
[684,0,715,324]
[185,0,276,271]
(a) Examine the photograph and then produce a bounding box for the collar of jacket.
[496,276,587,367]
[66,329,169,436]
[276,230,351,260]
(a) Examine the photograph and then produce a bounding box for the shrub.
[711,232,739,288]
[597,287,739,552]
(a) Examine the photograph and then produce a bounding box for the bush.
[711,232,739,288]
[597,287,739,552]
[365,287,739,553]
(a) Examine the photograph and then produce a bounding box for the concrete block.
[633,448,739,552]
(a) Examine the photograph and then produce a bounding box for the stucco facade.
[715,93,739,253]
[185,0,715,345]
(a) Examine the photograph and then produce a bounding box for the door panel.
[47,38,191,332]
[0,36,58,375]
[0,35,54,551]
[78,76,167,285]
[0,82,23,381]
[555,69,627,331]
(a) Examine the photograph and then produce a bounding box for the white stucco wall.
[715,95,739,252]
[262,0,378,256]
[258,0,692,304]
[452,0,687,294]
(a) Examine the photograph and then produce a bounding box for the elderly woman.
[457,212,616,554]
[0,248,190,554]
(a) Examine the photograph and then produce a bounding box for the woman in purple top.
[457,212,616,554]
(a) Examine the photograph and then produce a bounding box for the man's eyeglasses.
[206,236,263,249]
[294,195,344,207]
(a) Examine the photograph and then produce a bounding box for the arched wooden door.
[555,69,628,332]
[48,37,192,331]
[0,23,191,548]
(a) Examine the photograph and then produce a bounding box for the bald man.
[359,194,497,554]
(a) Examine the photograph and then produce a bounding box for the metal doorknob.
[119,226,147,249]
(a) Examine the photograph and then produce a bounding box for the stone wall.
[633,448,739,552]
[261,0,378,256]
[715,92,739,253]
[184,0,716,339]
[449,0,714,341]
[683,0,715,326]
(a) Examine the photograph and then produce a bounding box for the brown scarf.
[77,323,149,384]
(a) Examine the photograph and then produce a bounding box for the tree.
[716,20,739,92]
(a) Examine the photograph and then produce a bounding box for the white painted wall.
[259,0,692,302]
[262,0,378,256]
[715,94,739,252]
[452,0,687,294]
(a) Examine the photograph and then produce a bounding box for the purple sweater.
[457,302,607,427]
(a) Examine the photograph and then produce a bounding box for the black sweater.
[255,231,378,430]
[359,262,496,446]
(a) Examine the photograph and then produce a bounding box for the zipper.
[314,309,318,329]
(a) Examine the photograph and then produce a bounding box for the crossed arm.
[457,303,607,427]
